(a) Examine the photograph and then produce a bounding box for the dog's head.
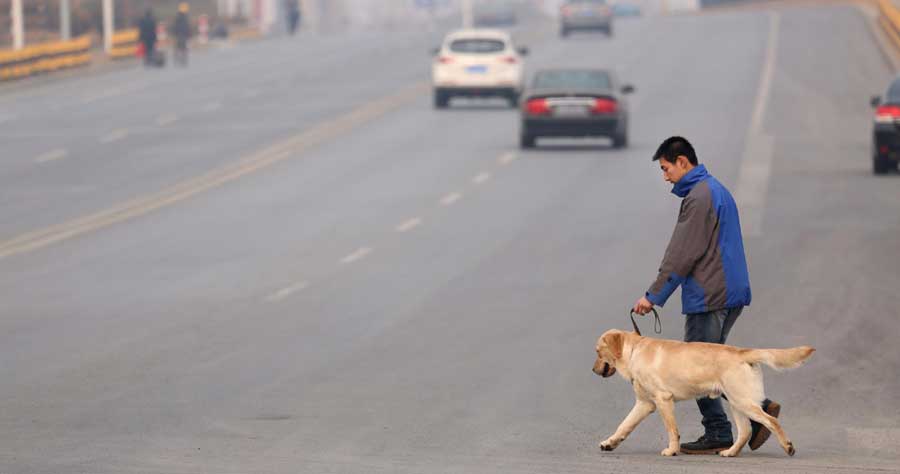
[593,329,625,378]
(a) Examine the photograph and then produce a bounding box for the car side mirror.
[621,84,635,94]
[517,46,529,56]
[871,95,882,108]
[431,47,440,56]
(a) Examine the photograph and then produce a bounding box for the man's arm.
[644,191,716,308]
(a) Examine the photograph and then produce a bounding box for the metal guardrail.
[0,35,92,81]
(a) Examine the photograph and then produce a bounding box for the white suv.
[431,29,528,109]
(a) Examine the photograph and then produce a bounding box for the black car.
[519,68,633,149]
[560,0,614,37]
[871,77,900,174]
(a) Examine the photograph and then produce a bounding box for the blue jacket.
[646,165,751,314]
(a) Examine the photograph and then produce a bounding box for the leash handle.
[629,308,662,336]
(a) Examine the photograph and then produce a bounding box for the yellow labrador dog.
[593,329,814,457]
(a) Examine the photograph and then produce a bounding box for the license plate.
[554,105,589,117]
[466,65,488,74]
[581,10,595,16]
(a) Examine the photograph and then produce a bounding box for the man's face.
[659,156,692,184]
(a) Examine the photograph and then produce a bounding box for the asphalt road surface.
[1,3,899,473]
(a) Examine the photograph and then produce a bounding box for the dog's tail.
[741,346,815,371]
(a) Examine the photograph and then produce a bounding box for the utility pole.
[461,0,473,28]
[11,0,24,49]
[60,0,71,41]
[103,0,114,53]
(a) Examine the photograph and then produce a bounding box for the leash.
[629,308,662,336]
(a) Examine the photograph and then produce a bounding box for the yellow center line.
[0,81,430,261]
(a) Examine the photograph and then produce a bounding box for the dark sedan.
[519,68,633,149]
[871,77,900,174]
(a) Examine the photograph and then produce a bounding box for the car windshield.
[887,78,900,103]
[449,39,507,54]
[533,70,612,89]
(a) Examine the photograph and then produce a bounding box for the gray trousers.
[684,307,743,442]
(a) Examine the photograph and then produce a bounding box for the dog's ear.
[602,331,624,360]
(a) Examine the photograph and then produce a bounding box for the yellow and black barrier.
[0,35,92,81]
[109,29,140,60]
[878,0,900,51]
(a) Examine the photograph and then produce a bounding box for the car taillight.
[876,105,900,123]
[561,5,572,16]
[591,98,618,114]
[525,98,550,115]
[499,56,517,64]
[438,56,454,64]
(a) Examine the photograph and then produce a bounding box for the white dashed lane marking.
[498,151,517,165]
[265,280,309,302]
[34,148,68,163]
[203,101,223,112]
[99,128,129,144]
[156,114,179,126]
[440,192,462,206]
[472,172,491,184]
[395,218,422,233]
[340,247,372,264]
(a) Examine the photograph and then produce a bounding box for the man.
[138,8,158,67]
[172,3,192,67]
[632,136,780,454]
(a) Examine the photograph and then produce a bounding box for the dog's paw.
[599,439,618,451]
[660,447,679,457]
[785,441,795,457]
[719,448,740,457]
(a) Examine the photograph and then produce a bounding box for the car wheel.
[434,91,449,109]
[874,156,891,175]
[612,131,628,149]
[605,26,613,37]
[520,132,536,149]
[560,27,569,38]
[508,92,520,108]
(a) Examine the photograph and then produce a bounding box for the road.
[1,3,899,473]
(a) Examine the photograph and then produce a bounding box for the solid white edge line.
[735,12,780,239]
[750,12,779,134]
[472,172,491,184]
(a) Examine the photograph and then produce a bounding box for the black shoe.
[680,435,733,454]
[750,400,781,450]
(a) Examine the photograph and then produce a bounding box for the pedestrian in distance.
[138,8,158,67]
[286,0,301,35]
[631,136,782,455]
[173,2,193,67]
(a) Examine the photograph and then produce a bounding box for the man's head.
[653,136,698,184]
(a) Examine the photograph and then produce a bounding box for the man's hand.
[632,296,654,315]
